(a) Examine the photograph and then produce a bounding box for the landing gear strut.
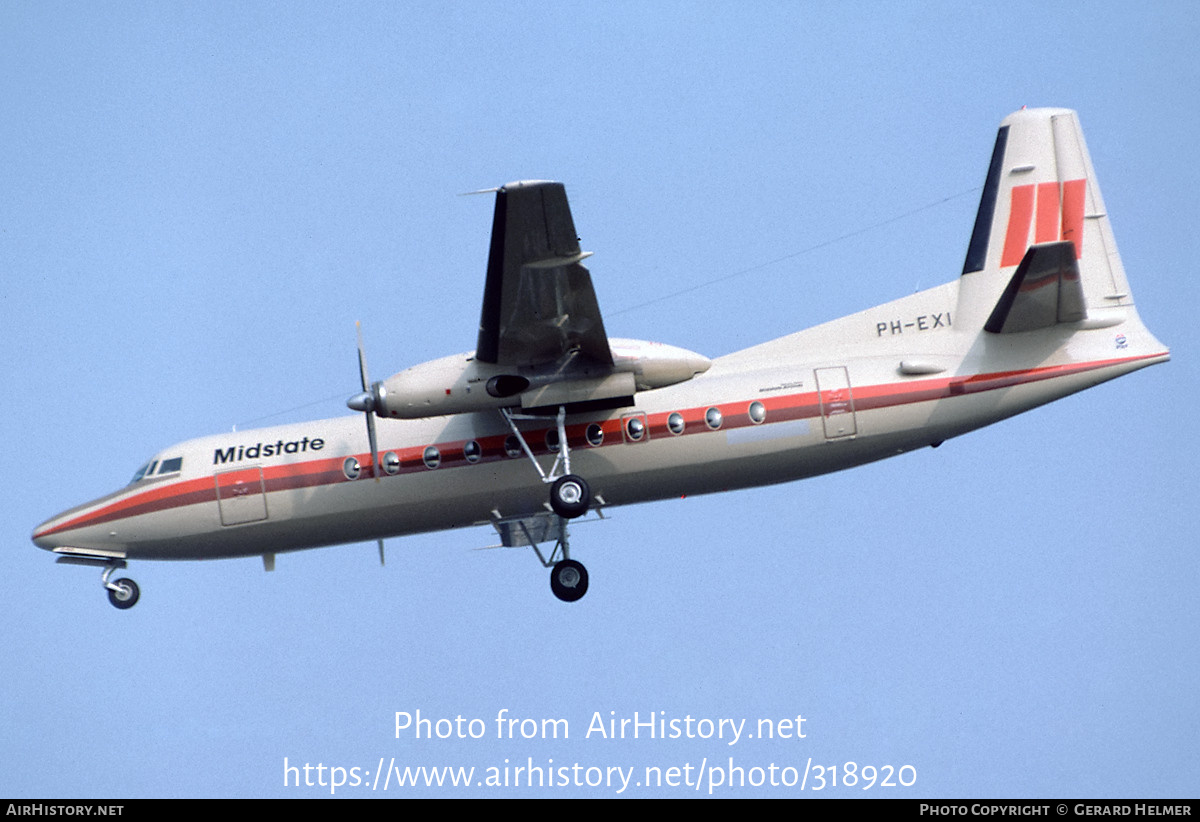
[499,405,598,601]
[511,515,591,603]
[55,554,141,610]
[500,406,593,519]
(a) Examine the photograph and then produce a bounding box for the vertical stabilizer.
[957,109,1134,330]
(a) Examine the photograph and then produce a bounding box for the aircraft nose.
[31,505,89,553]
[32,515,66,551]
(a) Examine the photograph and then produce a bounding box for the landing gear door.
[815,366,858,440]
[215,466,268,526]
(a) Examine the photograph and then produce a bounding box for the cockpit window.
[129,456,183,484]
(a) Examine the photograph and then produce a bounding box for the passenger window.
[504,435,522,458]
[667,413,685,435]
[383,451,401,475]
[423,446,441,469]
[463,441,482,463]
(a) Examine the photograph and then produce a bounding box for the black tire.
[550,559,589,602]
[550,474,590,519]
[107,578,140,610]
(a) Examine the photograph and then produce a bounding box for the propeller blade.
[356,321,371,393]
[352,322,382,482]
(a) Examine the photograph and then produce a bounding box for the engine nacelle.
[607,338,713,392]
[374,339,710,419]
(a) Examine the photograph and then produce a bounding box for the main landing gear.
[500,406,595,602]
[506,515,590,603]
[550,474,590,519]
[500,406,594,520]
[550,558,588,602]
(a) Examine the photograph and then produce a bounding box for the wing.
[475,181,614,368]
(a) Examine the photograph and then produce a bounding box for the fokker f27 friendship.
[33,108,1169,608]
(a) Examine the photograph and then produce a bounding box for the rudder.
[957,108,1135,330]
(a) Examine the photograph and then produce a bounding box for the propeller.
[347,321,383,481]
[347,322,387,566]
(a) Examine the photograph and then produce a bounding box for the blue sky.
[3,2,1197,798]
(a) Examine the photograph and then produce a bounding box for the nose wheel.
[100,561,140,609]
[106,577,140,609]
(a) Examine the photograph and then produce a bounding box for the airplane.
[32,107,1169,608]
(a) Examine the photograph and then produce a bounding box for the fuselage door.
[215,466,268,526]
[815,366,858,440]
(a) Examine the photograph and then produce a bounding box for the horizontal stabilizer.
[984,241,1086,334]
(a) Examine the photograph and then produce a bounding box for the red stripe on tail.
[1001,184,1035,267]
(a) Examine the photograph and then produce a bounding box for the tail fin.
[957,108,1136,331]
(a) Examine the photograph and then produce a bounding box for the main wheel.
[107,577,140,610]
[550,559,589,602]
[550,474,591,519]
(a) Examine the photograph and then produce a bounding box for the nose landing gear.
[101,561,140,609]
[106,577,140,609]
[56,553,142,610]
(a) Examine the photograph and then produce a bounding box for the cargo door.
[815,366,858,440]
[215,466,268,526]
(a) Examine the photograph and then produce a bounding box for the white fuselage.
[31,279,1167,563]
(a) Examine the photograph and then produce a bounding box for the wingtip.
[461,180,562,196]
